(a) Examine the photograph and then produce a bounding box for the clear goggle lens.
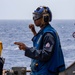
[33,14,42,20]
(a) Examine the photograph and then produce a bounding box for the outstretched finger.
[14,42,21,45]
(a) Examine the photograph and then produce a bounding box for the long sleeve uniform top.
[25,32,55,62]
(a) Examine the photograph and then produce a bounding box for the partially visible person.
[0,57,4,75]
[14,6,65,75]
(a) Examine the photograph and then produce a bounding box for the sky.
[0,0,75,20]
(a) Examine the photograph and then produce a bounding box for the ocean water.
[0,20,75,70]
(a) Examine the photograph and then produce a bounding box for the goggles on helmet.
[33,13,42,21]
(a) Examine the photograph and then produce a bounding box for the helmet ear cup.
[43,13,50,23]
[42,6,50,23]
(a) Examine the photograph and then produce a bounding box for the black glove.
[0,57,5,75]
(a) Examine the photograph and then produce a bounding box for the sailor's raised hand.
[29,24,37,36]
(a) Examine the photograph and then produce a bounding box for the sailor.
[14,6,65,75]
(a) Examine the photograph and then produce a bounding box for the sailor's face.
[34,18,42,27]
